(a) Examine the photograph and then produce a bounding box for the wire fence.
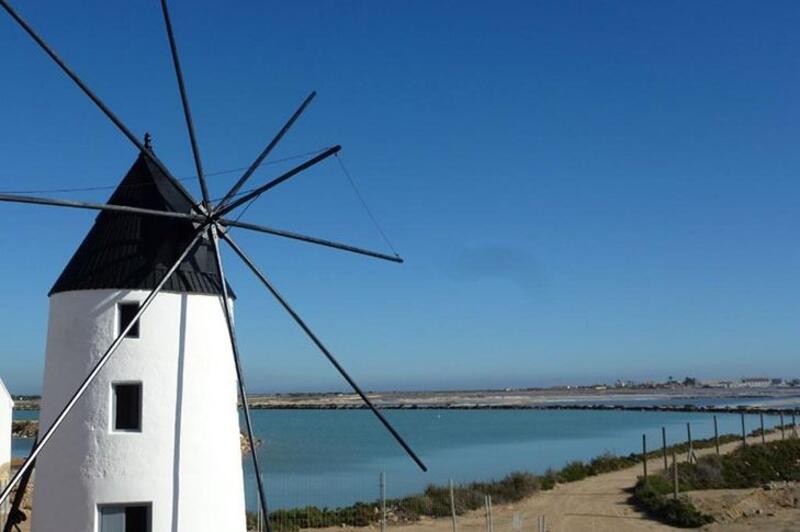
[245,411,800,532]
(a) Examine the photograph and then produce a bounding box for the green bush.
[558,460,591,482]
[677,438,800,491]
[540,468,558,490]
[633,477,712,528]
[633,438,800,528]
[589,452,637,474]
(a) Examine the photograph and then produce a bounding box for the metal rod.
[160,0,210,207]
[449,479,458,532]
[714,415,720,455]
[0,193,205,222]
[0,228,206,507]
[216,92,317,210]
[760,412,766,444]
[794,410,797,437]
[221,231,427,471]
[0,0,205,216]
[661,427,667,470]
[208,226,272,532]
[219,218,402,263]
[216,145,341,216]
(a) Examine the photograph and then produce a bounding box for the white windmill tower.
[32,153,247,531]
[0,1,426,532]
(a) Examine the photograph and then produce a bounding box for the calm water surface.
[14,404,795,510]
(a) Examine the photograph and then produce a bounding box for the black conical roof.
[50,153,234,298]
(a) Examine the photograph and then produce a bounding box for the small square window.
[118,302,140,339]
[112,383,142,432]
[99,503,151,532]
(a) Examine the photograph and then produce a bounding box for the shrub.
[540,468,558,490]
[589,452,637,475]
[633,477,713,528]
[633,438,800,528]
[558,461,591,482]
[677,438,800,491]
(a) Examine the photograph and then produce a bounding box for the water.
[244,408,789,510]
[13,406,794,511]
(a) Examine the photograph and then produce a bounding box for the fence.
[246,410,798,532]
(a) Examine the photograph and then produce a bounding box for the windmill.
[0,1,426,531]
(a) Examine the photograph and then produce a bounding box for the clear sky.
[0,1,797,394]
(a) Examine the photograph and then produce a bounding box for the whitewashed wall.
[32,289,246,532]
[0,378,12,521]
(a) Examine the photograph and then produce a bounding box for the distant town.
[565,376,800,392]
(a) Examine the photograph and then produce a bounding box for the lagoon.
[13,404,796,511]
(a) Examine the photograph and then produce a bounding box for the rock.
[12,420,38,439]
[240,432,262,454]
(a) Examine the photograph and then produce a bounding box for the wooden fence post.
[486,495,494,532]
[449,479,457,532]
[686,422,693,463]
[780,413,785,440]
[713,415,720,455]
[760,412,766,444]
[484,495,492,532]
[661,426,668,470]
[672,450,678,500]
[642,433,648,479]
[741,412,747,447]
[381,472,387,532]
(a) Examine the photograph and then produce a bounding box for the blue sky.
[0,1,798,393]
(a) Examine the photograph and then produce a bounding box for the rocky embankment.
[12,420,37,439]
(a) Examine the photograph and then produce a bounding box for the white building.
[31,154,247,532]
[0,379,12,523]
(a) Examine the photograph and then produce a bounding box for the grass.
[632,435,800,528]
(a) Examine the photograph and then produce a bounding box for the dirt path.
[323,431,790,532]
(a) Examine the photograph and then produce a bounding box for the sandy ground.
[690,485,800,532]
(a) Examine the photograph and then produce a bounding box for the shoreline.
[12,386,800,413]
[244,404,800,414]
[13,403,800,416]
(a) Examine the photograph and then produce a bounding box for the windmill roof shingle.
[50,152,234,298]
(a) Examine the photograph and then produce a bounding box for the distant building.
[739,378,772,388]
[702,380,734,388]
